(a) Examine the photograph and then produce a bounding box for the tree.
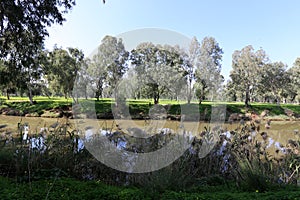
[0,34,46,103]
[87,56,107,101]
[96,36,129,98]
[46,47,84,100]
[224,80,239,102]
[288,58,300,103]
[192,37,224,104]
[74,58,91,100]
[259,62,289,104]
[0,0,75,58]
[0,60,15,99]
[130,43,186,104]
[229,45,268,107]
[0,0,76,103]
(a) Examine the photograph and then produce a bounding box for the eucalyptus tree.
[46,47,84,99]
[0,0,76,103]
[259,62,289,104]
[224,80,239,102]
[74,58,91,100]
[288,58,300,103]
[130,42,186,104]
[19,46,46,104]
[191,37,224,104]
[94,35,129,99]
[229,45,268,107]
[0,60,15,99]
[0,0,75,57]
[0,0,94,103]
[87,55,107,101]
[174,40,196,104]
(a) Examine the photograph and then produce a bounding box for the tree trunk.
[154,94,159,104]
[187,79,192,104]
[153,84,159,104]
[198,98,202,105]
[72,96,77,104]
[245,87,250,107]
[276,96,281,105]
[28,86,34,104]
[290,94,296,103]
[6,89,10,100]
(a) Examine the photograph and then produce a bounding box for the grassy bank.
[1,118,300,199]
[0,96,299,121]
[1,176,300,200]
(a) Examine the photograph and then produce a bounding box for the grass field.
[1,96,299,121]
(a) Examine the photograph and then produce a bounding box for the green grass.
[0,96,299,120]
[2,98,72,115]
[1,176,300,200]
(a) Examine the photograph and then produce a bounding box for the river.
[0,115,299,145]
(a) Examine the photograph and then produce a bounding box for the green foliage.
[193,36,224,103]
[0,0,75,56]
[1,176,300,200]
[85,35,129,101]
[258,62,290,103]
[130,43,186,104]
[230,45,269,106]
[0,0,76,103]
[45,47,84,99]
[287,58,300,103]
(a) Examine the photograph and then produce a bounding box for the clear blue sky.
[45,0,300,81]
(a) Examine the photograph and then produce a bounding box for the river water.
[0,115,299,145]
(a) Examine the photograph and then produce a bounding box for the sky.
[45,0,300,81]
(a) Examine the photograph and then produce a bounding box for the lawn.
[0,96,299,121]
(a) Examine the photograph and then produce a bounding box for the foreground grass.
[1,176,300,200]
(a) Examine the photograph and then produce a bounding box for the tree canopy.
[189,37,224,104]
[130,42,186,104]
[0,0,76,58]
[229,45,268,107]
[0,0,76,103]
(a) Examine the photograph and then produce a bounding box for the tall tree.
[288,58,300,103]
[96,35,129,98]
[87,55,107,101]
[74,58,91,100]
[259,62,289,104]
[0,0,75,55]
[130,43,185,104]
[193,37,224,104]
[0,60,15,100]
[46,47,84,100]
[0,0,76,103]
[230,45,268,107]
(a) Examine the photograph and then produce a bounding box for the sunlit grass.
[0,96,299,120]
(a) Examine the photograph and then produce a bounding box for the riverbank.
[1,112,299,199]
[0,97,300,121]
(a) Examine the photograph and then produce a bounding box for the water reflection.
[30,136,46,152]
